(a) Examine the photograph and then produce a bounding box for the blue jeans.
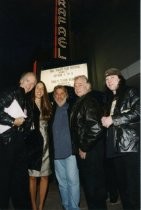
[54,155,80,210]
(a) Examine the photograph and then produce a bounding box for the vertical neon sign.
[54,0,69,60]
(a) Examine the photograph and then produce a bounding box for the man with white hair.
[70,75,107,210]
[0,72,37,210]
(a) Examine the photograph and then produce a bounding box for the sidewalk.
[44,179,123,210]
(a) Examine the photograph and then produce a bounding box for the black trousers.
[0,134,31,210]
[105,158,119,202]
[113,153,140,210]
[77,143,107,210]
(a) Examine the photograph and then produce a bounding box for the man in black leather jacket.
[101,68,140,210]
[0,72,37,210]
[70,75,107,210]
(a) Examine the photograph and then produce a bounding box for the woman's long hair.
[104,75,126,115]
[33,81,52,121]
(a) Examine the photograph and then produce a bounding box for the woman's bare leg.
[29,176,37,210]
[38,176,49,210]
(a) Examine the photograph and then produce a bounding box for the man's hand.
[101,116,113,128]
[13,117,25,127]
[79,149,87,159]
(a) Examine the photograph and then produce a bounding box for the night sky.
[0,0,54,88]
[0,0,139,89]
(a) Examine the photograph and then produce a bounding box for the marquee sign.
[41,63,88,92]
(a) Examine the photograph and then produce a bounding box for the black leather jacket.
[0,86,33,141]
[70,91,104,152]
[106,86,140,156]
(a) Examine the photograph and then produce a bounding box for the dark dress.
[26,103,43,171]
[28,103,51,176]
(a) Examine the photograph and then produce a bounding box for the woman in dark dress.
[28,81,52,210]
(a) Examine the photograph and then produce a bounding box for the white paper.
[0,124,11,134]
[0,99,27,134]
[4,99,27,118]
